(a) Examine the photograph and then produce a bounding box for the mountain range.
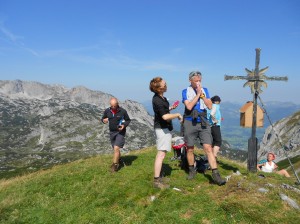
[0,80,155,177]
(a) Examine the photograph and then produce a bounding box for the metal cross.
[224,48,288,172]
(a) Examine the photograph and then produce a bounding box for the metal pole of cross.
[224,48,288,172]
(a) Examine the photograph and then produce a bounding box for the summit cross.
[224,48,288,172]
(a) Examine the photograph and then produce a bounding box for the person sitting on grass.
[257,152,290,177]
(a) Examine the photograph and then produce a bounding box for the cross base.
[248,137,258,172]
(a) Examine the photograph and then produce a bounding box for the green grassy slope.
[0,148,299,224]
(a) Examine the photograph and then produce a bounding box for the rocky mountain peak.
[13,79,24,93]
[0,80,68,100]
[0,80,155,175]
[258,111,300,162]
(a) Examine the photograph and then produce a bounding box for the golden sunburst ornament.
[243,66,269,93]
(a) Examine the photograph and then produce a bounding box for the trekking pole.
[258,95,300,184]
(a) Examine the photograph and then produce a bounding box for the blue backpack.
[258,159,267,164]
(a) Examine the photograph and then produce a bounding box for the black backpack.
[194,154,210,173]
[180,147,210,173]
[171,136,210,173]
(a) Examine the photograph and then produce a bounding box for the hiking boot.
[153,178,170,189]
[212,170,226,186]
[110,163,119,173]
[187,166,197,180]
[159,176,170,183]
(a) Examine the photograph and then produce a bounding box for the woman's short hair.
[268,152,276,160]
[149,77,163,93]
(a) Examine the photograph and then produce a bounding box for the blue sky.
[0,0,300,104]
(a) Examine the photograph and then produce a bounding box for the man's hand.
[102,118,109,124]
[196,82,203,96]
[118,125,124,131]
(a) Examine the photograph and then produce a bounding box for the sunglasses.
[189,71,202,79]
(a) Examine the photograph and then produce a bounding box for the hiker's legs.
[187,146,195,166]
[113,145,121,164]
[277,169,291,177]
[183,120,198,167]
[154,150,166,177]
[110,132,125,164]
[154,128,171,178]
[211,125,222,158]
[153,128,171,189]
[109,145,121,172]
[200,128,225,185]
[109,133,125,172]
[203,144,217,169]
[205,143,225,185]
[213,146,220,157]
[198,126,216,169]
[112,133,125,164]
[186,146,197,180]
[184,121,201,180]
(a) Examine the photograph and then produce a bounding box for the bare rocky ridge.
[0,80,155,175]
[0,80,153,126]
[258,111,300,162]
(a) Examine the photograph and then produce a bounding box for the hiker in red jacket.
[101,97,131,172]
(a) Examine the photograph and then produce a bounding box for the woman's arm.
[162,113,183,122]
[257,163,264,170]
[210,104,218,124]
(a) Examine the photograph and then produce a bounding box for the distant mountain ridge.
[0,80,155,177]
[0,80,153,125]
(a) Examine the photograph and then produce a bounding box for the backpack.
[180,147,210,173]
[195,154,210,173]
[171,137,186,161]
[258,159,267,164]
[171,136,210,173]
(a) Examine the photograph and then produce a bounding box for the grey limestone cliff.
[258,110,300,162]
[0,80,155,175]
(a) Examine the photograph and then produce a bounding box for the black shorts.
[110,131,125,148]
[211,125,222,147]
